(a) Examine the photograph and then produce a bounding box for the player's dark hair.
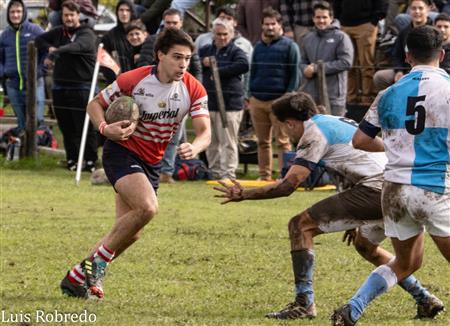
[261,7,282,24]
[163,8,182,19]
[61,0,80,13]
[153,28,194,63]
[406,25,443,63]
[435,13,450,24]
[215,5,236,19]
[272,92,319,122]
[312,1,334,17]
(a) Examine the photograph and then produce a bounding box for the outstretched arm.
[214,165,311,204]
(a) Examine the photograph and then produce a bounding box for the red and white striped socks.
[95,244,115,263]
[67,245,115,285]
[68,263,85,285]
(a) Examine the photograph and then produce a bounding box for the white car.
[94,4,117,36]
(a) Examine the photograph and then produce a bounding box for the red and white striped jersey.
[98,65,209,164]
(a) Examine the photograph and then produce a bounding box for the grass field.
[1,162,449,325]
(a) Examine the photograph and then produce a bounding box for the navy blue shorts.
[102,140,161,192]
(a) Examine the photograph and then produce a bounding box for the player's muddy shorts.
[102,139,161,192]
[382,181,450,241]
[308,184,383,238]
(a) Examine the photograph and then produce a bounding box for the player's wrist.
[98,121,108,135]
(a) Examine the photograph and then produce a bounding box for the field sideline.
[1,167,449,325]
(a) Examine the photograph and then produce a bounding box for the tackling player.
[332,25,450,325]
[214,91,443,319]
[60,28,211,299]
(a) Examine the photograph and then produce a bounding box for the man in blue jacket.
[199,18,249,180]
[0,0,46,133]
[249,7,300,181]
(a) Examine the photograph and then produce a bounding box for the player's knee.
[288,211,314,237]
[136,204,158,224]
[288,214,302,236]
[353,240,372,259]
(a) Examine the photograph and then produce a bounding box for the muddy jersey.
[293,114,387,190]
[360,66,450,194]
[98,66,209,164]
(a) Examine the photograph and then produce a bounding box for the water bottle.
[6,137,21,161]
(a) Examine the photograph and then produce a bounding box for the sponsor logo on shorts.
[130,165,143,170]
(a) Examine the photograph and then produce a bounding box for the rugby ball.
[105,96,139,125]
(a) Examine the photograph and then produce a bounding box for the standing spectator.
[435,13,450,73]
[280,0,315,44]
[125,21,148,69]
[138,0,171,35]
[249,7,300,181]
[0,0,46,133]
[373,0,433,92]
[195,5,253,60]
[300,1,353,116]
[100,0,136,83]
[199,18,249,180]
[333,0,386,104]
[35,1,98,172]
[195,5,253,98]
[137,8,201,184]
[237,0,281,45]
[48,0,97,28]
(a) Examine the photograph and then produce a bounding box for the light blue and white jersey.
[294,114,387,190]
[363,65,450,194]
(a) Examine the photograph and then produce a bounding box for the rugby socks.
[68,263,85,286]
[93,245,115,264]
[348,264,397,322]
[398,275,431,304]
[291,249,315,306]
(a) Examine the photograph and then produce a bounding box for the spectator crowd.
[1,0,450,180]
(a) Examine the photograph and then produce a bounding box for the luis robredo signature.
[1,309,97,323]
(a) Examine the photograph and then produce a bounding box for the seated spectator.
[300,1,353,116]
[101,0,136,83]
[125,21,148,68]
[435,13,450,73]
[199,18,249,180]
[373,0,433,92]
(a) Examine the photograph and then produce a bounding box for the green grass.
[1,166,449,325]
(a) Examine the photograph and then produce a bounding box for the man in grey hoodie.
[300,1,353,116]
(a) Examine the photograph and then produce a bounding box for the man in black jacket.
[35,0,98,172]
